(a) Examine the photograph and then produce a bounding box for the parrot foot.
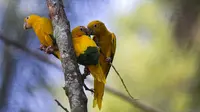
[81,67,90,82]
[83,84,94,93]
[39,44,47,51]
[82,67,93,93]
[45,45,58,54]
[82,67,90,80]
[83,67,90,77]
[105,57,112,63]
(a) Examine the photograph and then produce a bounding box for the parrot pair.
[71,26,106,85]
[71,22,117,109]
[23,14,116,110]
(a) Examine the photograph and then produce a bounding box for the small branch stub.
[55,99,69,112]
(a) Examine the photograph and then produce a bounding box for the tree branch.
[54,99,69,112]
[83,79,164,112]
[46,0,88,112]
[105,85,164,112]
[173,0,200,48]
[0,35,60,69]
[0,34,164,112]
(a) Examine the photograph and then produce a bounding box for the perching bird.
[71,26,106,110]
[23,14,60,59]
[87,20,117,109]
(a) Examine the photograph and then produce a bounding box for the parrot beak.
[85,29,90,35]
[23,22,27,30]
[87,29,95,39]
[86,29,93,36]
[82,27,90,36]
[23,22,31,30]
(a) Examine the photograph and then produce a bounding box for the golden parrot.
[87,20,117,109]
[71,26,106,110]
[23,14,60,59]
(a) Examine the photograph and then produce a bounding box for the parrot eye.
[94,24,97,27]
[80,28,83,31]
[26,16,29,20]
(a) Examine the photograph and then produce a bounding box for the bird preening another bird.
[23,14,118,110]
[71,26,107,110]
[71,26,106,84]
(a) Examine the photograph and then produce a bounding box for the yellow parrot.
[87,20,117,109]
[71,26,106,110]
[23,14,60,59]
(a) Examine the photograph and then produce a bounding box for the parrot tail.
[93,79,105,110]
[53,50,61,59]
[88,64,106,83]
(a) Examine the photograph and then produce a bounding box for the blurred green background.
[0,0,200,112]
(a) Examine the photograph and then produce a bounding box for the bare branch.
[0,45,15,109]
[0,35,61,69]
[105,85,164,112]
[110,61,134,100]
[83,84,94,93]
[84,79,164,112]
[173,0,200,48]
[54,99,69,112]
[46,0,87,112]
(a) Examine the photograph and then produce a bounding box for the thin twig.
[82,67,94,93]
[83,84,94,93]
[110,63,134,99]
[54,99,69,112]
[100,51,134,100]
[85,79,164,112]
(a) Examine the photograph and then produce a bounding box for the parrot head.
[23,14,41,30]
[72,26,89,38]
[87,20,107,36]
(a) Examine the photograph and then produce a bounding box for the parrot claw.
[105,57,112,63]
[39,44,47,51]
[84,67,90,76]
[83,84,94,94]
[45,46,58,54]
[82,67,90,80]
[81,67,90,82]
[82,67,93,93]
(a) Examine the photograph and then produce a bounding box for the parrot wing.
[41,18,60,59]
[40,17,55,46]
[73,35,100,65]
[111,33,116,63]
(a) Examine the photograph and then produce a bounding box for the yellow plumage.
[72,26,106,110]
[23,14,60,59]
[72,35,96,56]
[87,20,117,110]
[72,26,106,83]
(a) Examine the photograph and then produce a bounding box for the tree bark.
[46,0,88,112]
[172,0,200,111]
[173,0,200,49]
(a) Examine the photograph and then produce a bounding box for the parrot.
[71,26,106,110]
[23,14,60,59]
[87,20,117,109]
